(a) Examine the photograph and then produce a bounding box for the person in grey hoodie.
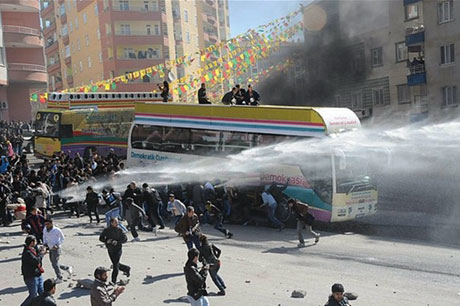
[123,197,146,242]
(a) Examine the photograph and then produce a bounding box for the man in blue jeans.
[260,186,285,231]
[21,235,44,306]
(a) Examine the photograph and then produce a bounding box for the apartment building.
[41,0,230,98]
[302,0,460,122]
[0,1,47,121]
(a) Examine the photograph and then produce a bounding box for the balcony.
[43,22,56,36]
[208,33,218,43]
[407,64,426,86]
[54,81,63,90]
[41,2,54,17]
[3,25,43,48]
[404,0,422,5]
[405,26,424,46]
[58,0,65,4]
[60,13,67,24]
[45,41,59,55]
[47,61,61,73]
[113,32,168,46]
[0,0,40,12]
[110,7,163,21]
[115,58,163,70]
[64,55,71,65]
[66,75,73,85]
[62,34,69,45]
[207,14,217,25]
[7,63,48,84]
[206,0,216,7]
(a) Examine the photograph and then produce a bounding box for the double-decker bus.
[34,92,167,158]
[127,102,378,223]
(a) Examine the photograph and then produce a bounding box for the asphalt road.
[0,213,459,306]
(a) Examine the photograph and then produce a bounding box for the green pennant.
[111,82,117,90]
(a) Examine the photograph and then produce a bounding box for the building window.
[61,25,68,36]
[60,5,66,16]
[88,56,92,68]
[372,88,385,105]
[79,61,83,72]
[77,39,81,51]
[143,1,149,11]
[438,0,454,23]
[99,52,103,63]
[75,17,79,29]
[186,31,190,43]
[119,0,129,11]
[184,9,189,23]
[97,29,101,40]
[351,92,363,109]
[83,13,87,24]
[95,3,99,16]
[106,24,112,35]
[123,48,134,59]
[395,42,408,62]
[146,25,152,35]
[371,47,383,67]
[442,86,457,106]
[73,63,77,74]
[154,24,160,35]
[120,24,131,35]
[85,35,90,46]
[65,45,70,58]
[397,84,411,104]
[405,3,419,20]
[441,44,455,64]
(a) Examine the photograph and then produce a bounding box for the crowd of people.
[221,84,261,106]
[0,124,344,306]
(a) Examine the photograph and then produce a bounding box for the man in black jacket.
[85,186,100,224]
[142,183,165,229]
[30,278,57,306]
[99,218,130,284]
[123,182,142,206]
[21,235,45,306]
[197,83,211,104]
[184,248,209,305]
[325,283,351,306]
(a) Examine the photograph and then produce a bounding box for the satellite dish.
[168,71,176,82]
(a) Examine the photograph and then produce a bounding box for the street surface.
[1,213,459,306]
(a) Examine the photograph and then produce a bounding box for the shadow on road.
[262,244,316,254]
[0,244,23,252]
[143,272,183,285]
[0,256,20,263]
[163,296,189,304]
[58,288,89,299]
[0,286,27,295]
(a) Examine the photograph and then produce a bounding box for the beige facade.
[303,0,460,123]
[41,0,230,100]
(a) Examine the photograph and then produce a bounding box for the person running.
[30,278,57,306]
[22,207,45,243]
[205,201,233,238]
[43,218,73,283]
[260,186,284,231]
[184,248,210,306]
[21,235,45,306]
[99,218,131,284]
[85,186,100,224]
[287,198,320,247]
[102,189,127,232]
[142,183,165,230]
[176,206,201,250]
[167,193,186,225]
[90,266,125,306]
[199,235,226,296]
[325,283,351,306]
[124,197,147,242]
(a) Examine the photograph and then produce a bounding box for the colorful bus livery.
[34,92,166,158]
[128,103,377,223]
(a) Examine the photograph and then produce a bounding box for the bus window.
[35,112,60,138]
[220,131,253,154]
[131,125,190,152]
[300,155,333,203]
[190,129,219,155]
[161,127,190,152]
[60,124,73,138]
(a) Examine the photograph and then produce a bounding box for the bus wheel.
[276,199,292,223]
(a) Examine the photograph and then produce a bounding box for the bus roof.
[134,103,361,137]
[47,92,167,110]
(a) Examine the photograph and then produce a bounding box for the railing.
[114,30,160,36]
[3,25,40,36]
[112,6,159,12]
[409,63,425,75]
[8,63,47,72]
[118,55,161,60]
[405,24,424,35]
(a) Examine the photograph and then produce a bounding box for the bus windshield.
[35,112,60,138]
[299,155,333,203]
[335,154,375,193]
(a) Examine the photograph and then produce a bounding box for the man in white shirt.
[167,194,186,225]
[43,219,72,282]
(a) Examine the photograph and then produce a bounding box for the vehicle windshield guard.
[35,112,60,138]
[335,153,376,194]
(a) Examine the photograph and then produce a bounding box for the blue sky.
[228,0,306,37]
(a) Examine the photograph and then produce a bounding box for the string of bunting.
[30,8,303,103]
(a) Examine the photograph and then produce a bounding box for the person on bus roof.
[244,84,260,106]
[198,83,212,105]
